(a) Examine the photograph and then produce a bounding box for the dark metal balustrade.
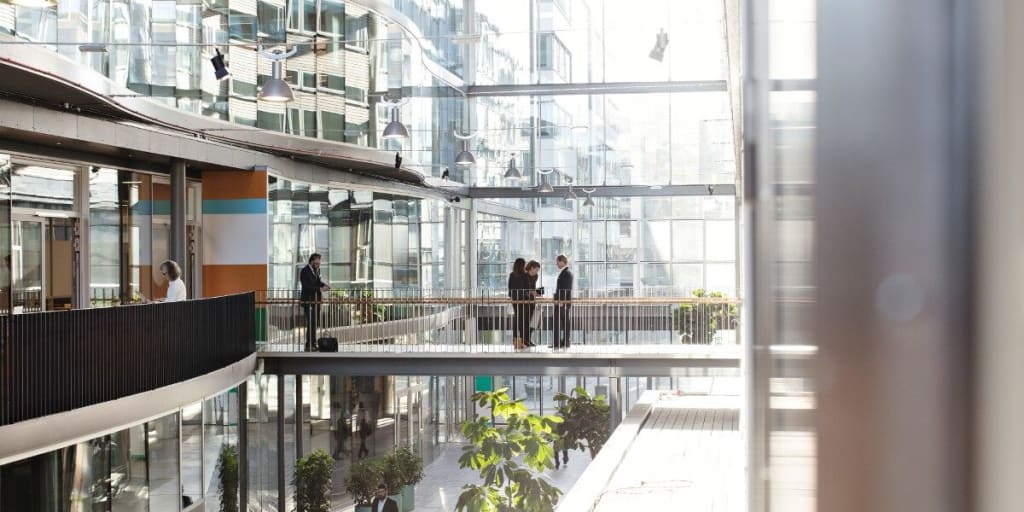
[0,292,255,426]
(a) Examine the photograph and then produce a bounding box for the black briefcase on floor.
[317,337,339,352]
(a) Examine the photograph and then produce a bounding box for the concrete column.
[277,375,286,512]
[73,167,90,308]
[295,375,304,461]
[608,377,622,431]
[238,383,249,511]
[170,160,187,267]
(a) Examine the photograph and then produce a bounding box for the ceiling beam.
[468,183,736,199]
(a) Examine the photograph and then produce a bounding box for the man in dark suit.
[370,484,399,512]
[300,253,330,351]
[553,254,573,349]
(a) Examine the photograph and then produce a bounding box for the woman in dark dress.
[508,258,529,347]
[523,260,542,347]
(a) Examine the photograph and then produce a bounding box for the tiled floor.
[594,395,744,512]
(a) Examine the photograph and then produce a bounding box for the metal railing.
[0,292,256,426]
[256,288,739,352]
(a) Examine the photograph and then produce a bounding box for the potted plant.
[293,449,333,512]
[456,388,563,512]
[344,458,382,512]
[386,447,424,511]
[379,455,405,510]
[216,444,238,512]
[553,386,612,465]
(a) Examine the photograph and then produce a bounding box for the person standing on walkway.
[553,254,573,349]
[507,258,530,349]
[300,253,330,352]
[524,260,543,347]
[161,260,187,302]
[357,403,372,459]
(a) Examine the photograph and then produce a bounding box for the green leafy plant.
[217,444,239,512]
[387,446,425,488]
[553,387,611,458]
[344,458,383,506]
[672,289,738,344]
[293,449,333,512]
[456,388,563,512]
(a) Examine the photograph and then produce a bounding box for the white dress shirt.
[165,278,187,302]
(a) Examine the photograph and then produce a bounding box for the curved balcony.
[0,292,256,428]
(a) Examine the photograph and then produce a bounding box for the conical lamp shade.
[538,177,554,193]
[382,108,409,139]
[504,157,522,179]
[455,149,476,166]
[583,195,595,207]
[259,78,294,102]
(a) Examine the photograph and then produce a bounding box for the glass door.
[11,217,44,312]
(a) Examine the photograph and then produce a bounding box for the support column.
[608,377,622,431]
[170,160,187,267]
[277,375,286,512]
[238,382,249,511]
[295,375,304,461]
[73,167,90,309]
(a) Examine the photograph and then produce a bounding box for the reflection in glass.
[148,413,180,512]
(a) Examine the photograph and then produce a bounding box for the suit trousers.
[554,304,571,348]
[303,303,320,351]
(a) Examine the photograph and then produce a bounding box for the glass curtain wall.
[268,176,448,294]
[0,388,239,511]
[477,196,737,296]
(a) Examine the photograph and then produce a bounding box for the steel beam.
[468,183,736,199]
[467,80,727,97]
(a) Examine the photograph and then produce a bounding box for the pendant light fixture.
[382,107,410,139]
[258,46,298,103]
[581,188,596,207]
[504,154,522,179]
[454,130,477,166]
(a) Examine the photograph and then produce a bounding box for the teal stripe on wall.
[129,200,170,216]
[202,199,268,214]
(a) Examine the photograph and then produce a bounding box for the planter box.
[355,506,372,512]
[389,493,404,511]
[401,485,415,511]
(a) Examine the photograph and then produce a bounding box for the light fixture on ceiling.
[537,168,555,193]
[504,155,522,179]
[538,177,554,193]
[565,176,578,200]
[581,188,596,207]
[258,46,298,102]
[78,43,108,53]
[649,28,669,62]
[382,102,410,139]
[210,48,230,80]
[454,130,477,166]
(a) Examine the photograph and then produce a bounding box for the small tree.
[456,388,563,512]
[387,446,425,488]
[344,458,382,506]
[554,387,611,458]
[673,289,738,344]
[293,450,333,512]
[217,444,239,512]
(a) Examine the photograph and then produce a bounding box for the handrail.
[255,289,740,351]
[0,292,256,426]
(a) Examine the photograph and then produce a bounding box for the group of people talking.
[507,254,574,349]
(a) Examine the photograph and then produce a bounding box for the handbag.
[529,307,543,329]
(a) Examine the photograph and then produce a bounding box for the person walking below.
[508,258,530,349]
[553,254,574,349]
[300,253,330,352]
[523,260,543,347]
[370,484,399,512]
